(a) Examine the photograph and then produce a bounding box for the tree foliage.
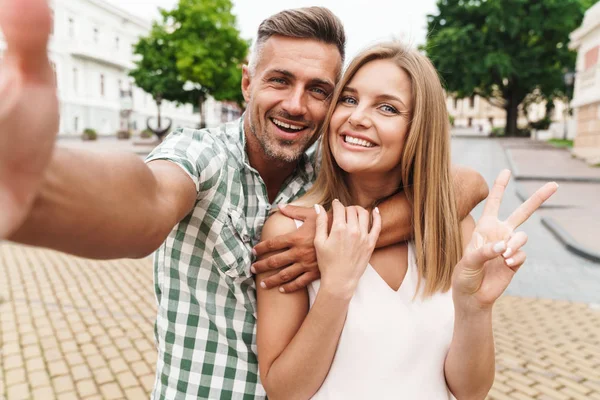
[424,0,592,135]
[130,0,249,127]
[129,24,189,106]
[163,0,249,108]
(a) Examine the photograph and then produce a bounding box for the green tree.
[424,0,592,136]
[163,0,249,127]
[129,23,192,134]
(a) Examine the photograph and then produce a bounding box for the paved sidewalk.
[503,139,600,263]
[2,243,600,399]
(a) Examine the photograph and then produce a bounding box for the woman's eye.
[380,104,398,114]
[340,96,357,105]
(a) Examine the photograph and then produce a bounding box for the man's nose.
[281,86,308,116]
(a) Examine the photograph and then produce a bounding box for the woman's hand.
[314,200,381,298]
[452,170,558,313]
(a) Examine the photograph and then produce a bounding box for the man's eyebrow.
[343,86,409,109]
[266,69,334,89]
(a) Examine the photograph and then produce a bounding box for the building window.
[74,117,79,133]
[93,28,99,44]
[73,68,78,92]
[584,46,599,71]
[100,74,105,96]
[115,36,120,49]
[453,97,458,109]
[68,18,74,37]
[468,117,473,127]
[469,95,475,109]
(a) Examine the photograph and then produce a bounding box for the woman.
[255,42,557,399]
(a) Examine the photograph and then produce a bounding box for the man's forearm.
[9,147,180,259]
[376,166,488,248]
[453,165,489,219]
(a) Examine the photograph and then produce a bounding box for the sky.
[105,0,439,61]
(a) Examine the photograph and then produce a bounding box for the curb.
[504,149,600,183]
[541,217,600,264]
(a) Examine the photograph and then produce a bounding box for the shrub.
[82,128,97,141]
[117,130,131,140]
[491,127,505,137]
[140,129,153,139]
[529,117,552,131]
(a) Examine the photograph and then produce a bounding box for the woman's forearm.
[262,287,351,400]
[444,308,495,400]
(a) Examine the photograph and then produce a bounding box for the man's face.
[242,35,342,164]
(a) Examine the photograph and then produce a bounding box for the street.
[452,137,600,304]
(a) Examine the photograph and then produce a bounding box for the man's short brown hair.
[249,7,346,74]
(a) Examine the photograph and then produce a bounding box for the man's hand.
[252,205,320,292]
[0,0,58,238]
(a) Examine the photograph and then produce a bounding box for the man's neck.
[244,119,299,202]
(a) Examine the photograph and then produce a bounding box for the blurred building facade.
[0,0,241,136]
[570,1,600,163]
[446,95,569,137]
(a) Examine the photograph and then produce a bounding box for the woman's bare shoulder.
[261,211,299,240]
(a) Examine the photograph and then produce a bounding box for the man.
[0,1,488,398]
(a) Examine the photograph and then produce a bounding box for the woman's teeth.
[344,135,374,148]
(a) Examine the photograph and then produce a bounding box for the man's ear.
[241,65,252,103]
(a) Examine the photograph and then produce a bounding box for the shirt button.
[265,204,272,211]
[242,234,250,242]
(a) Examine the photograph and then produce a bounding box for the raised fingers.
[502,231,528,259]
[505,250,526,272]
[482,169,511,218]
[0,0,53,71]
[506,182,558,230]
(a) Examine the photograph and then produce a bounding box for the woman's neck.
[346,172,403,209]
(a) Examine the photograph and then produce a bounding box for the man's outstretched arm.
[10,151,197,259]
[253,165,489,291]
[0,0,197,259]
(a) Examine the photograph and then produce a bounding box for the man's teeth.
[273,118,304,131]
[344,135,374,148]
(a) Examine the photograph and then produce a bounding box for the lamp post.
[563,71,576,140]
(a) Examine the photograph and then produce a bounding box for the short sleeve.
[145,127,225,195]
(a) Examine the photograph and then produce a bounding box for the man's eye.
[270,78,287,85]
[310,87,329,99]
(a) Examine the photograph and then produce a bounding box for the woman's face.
[329,59,412,178]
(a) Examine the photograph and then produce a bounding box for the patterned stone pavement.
[1,243,599,399]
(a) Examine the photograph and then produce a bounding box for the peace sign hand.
[452,169,558,312]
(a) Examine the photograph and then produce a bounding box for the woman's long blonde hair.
[307,42,462,296]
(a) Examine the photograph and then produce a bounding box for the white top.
[297,221,456,399]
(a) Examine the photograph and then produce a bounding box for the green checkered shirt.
[145,118,316,399]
